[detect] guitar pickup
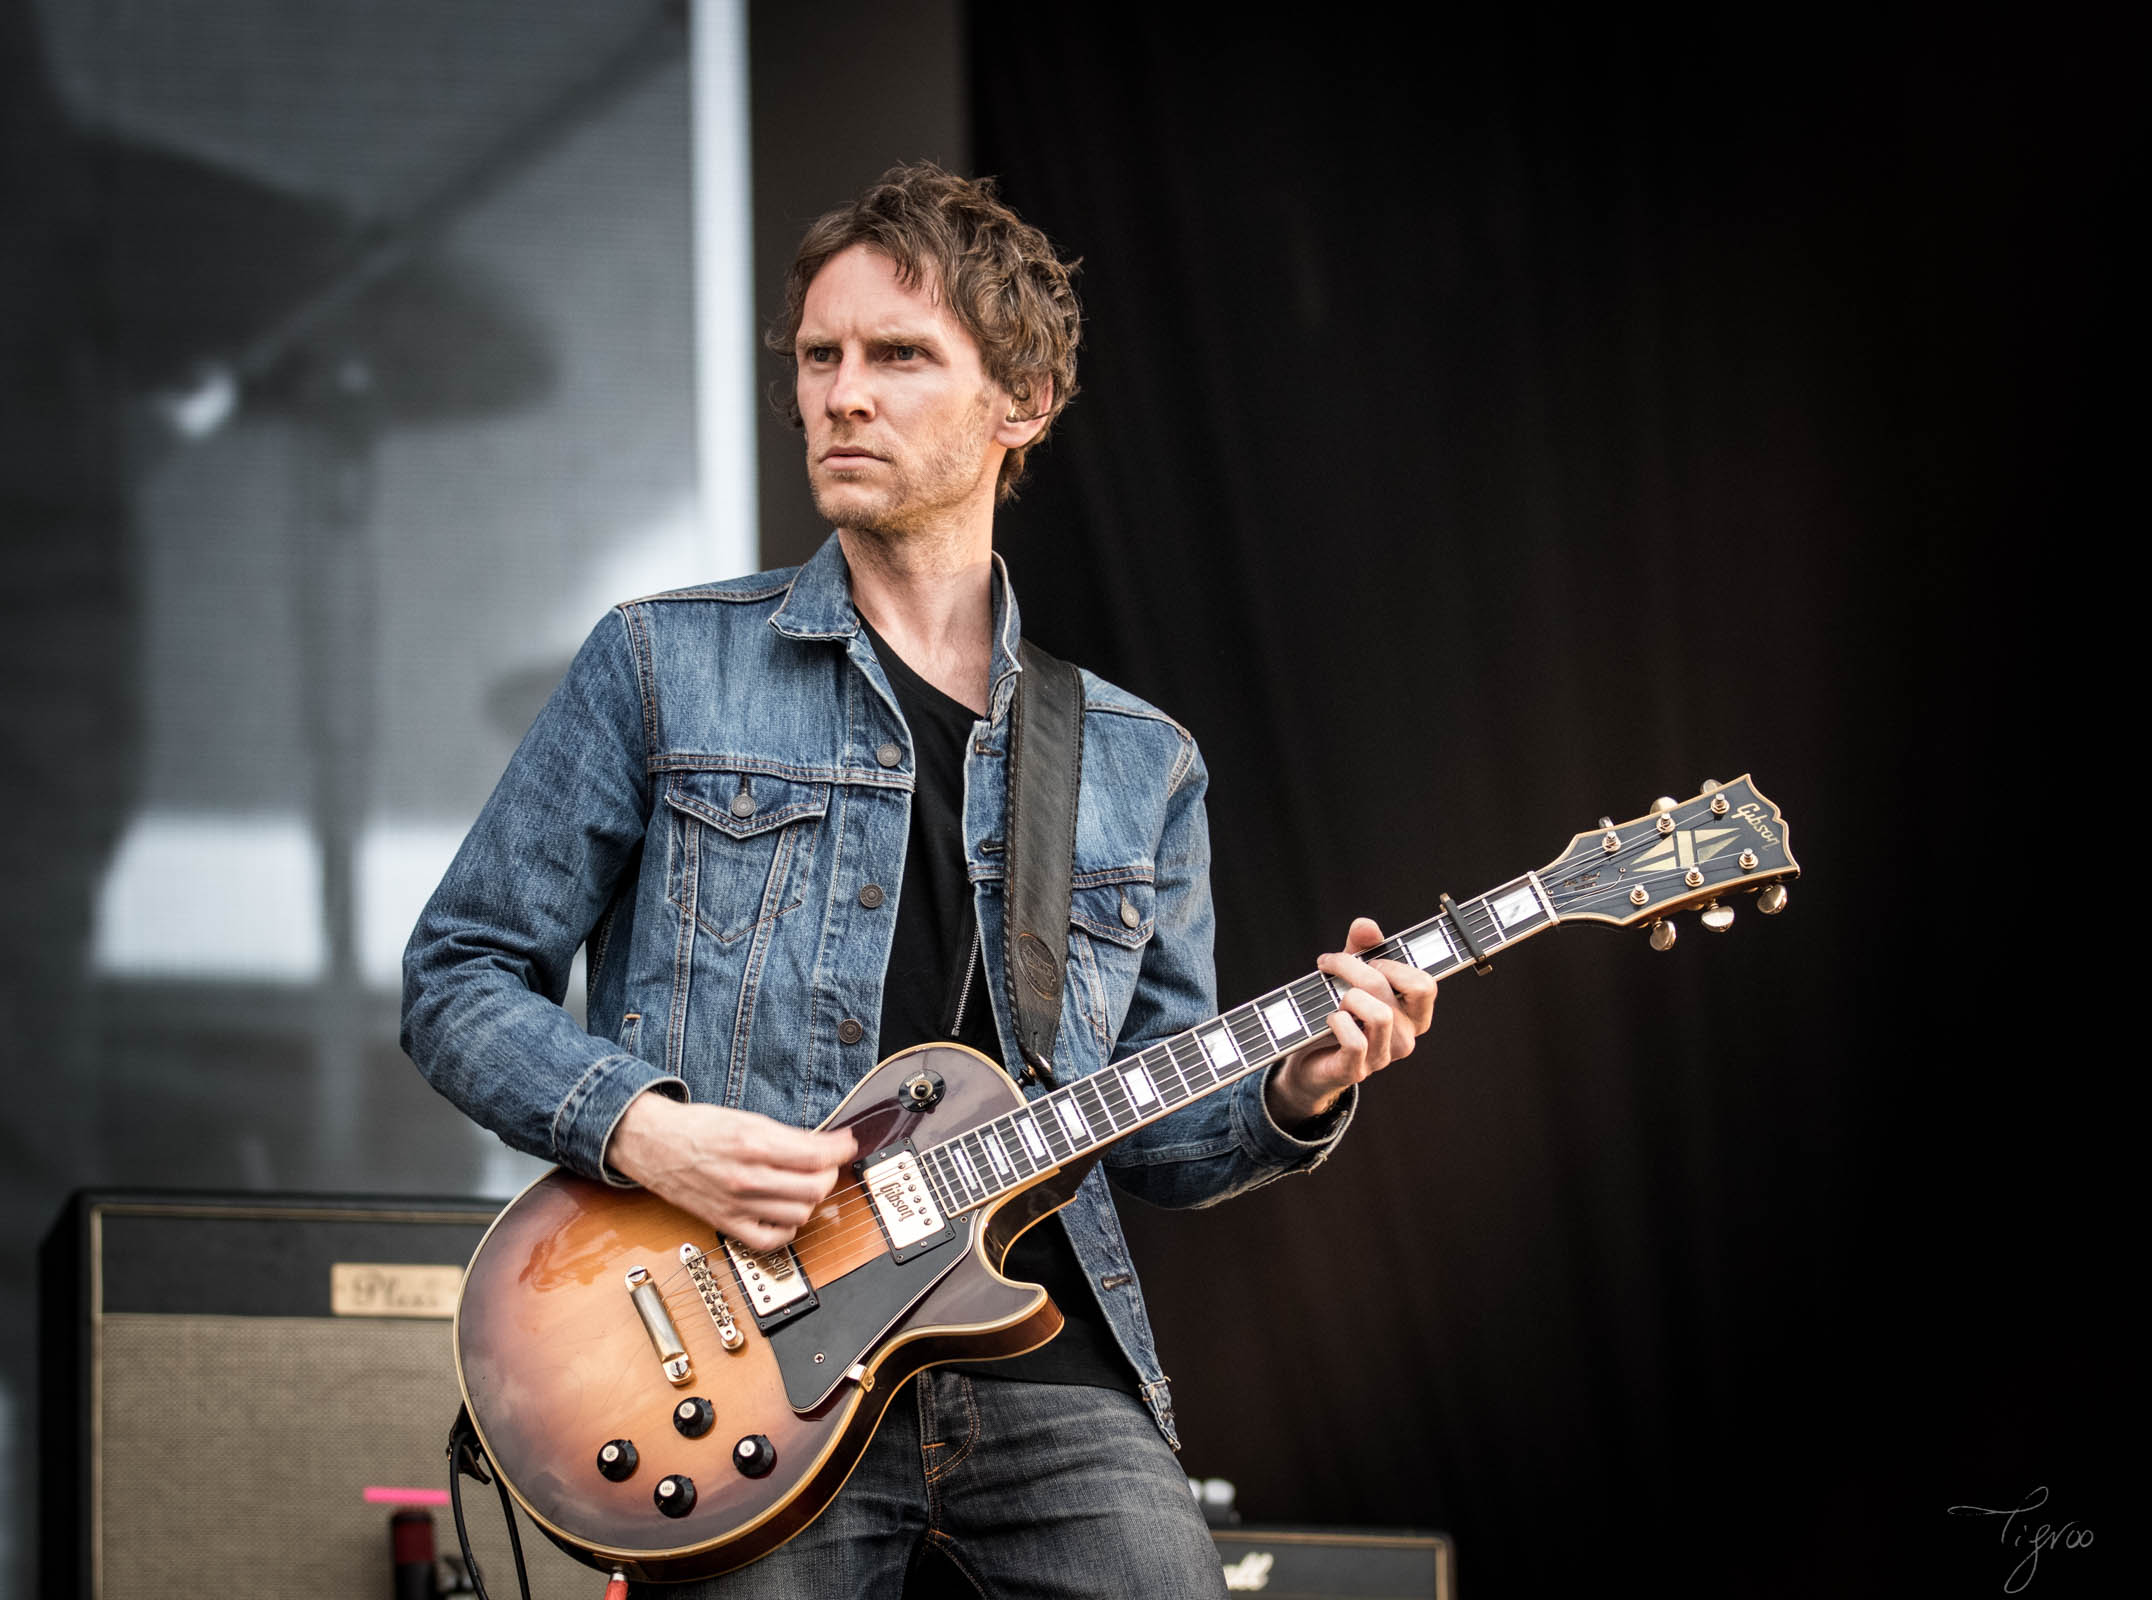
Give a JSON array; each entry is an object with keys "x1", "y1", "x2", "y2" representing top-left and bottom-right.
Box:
[
  {"x1": 721, "y1": 1236, "x2": 818, "y2": 1332},
  {"x1": 857, "y1": 1142, "x2": 954, "y2": 1264}
]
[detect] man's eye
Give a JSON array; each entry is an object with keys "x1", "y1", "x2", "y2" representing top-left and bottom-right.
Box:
[
  {"x1": 886, "y1": 345, "x2": 920, "y2": 361},
  {"x1": 802, "y1": 347, "x2": 836, "y2": 364}
]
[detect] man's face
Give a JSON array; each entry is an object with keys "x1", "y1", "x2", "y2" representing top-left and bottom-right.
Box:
[{"x1": 795, "y1": 245, "x2": 1009, "y2": 541}]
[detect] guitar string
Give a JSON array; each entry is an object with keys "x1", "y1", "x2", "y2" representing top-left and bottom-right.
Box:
[
  {"x1": 630, "y1": 848, "x2": 1755, "y2": 1300},
  {"x1": 642, "y1": 855, "x2": 1732, "y2": 1281},
  {"x1": 664, "y1": 853, "x2": 1724, "y2": 1282}
]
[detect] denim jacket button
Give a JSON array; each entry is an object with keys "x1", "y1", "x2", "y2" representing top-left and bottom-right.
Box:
[
  {"x1": 875, "y1": 741, "x2": 903, "y2": 768},
  {"x1": 837, "y1": 1019, "x2": 865, "y2": 1045},
  {"x1": 1118, "y1": 896, "x2": 1140, "y2": 929},
  {"x1": 728, "y1": 791, "x2": 756, "y2": 819},
  {"x1": 858, "y1": 883, "x2": 885, "y2": 909}
]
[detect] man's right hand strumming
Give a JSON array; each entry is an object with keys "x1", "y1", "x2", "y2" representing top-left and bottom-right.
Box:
[{"x1": 607, "y1": 1094, "x2": 858, "y2": 1253}]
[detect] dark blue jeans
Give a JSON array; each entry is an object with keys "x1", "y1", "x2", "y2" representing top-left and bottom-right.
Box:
[{"x1": 644, "y1": 1372, "x2": 1227, "y2": 1598}]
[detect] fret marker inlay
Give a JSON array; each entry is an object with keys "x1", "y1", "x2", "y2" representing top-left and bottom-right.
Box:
[
  {"x1": 1261, "y1": 997, "x2": 1302, "y2": 1039},
  {"x1": 1201, "y1": 1028, "x2": 1239, "y2": 1068},
  {"x1": 1122, "y1": 1066, "x2": 1157, "y2": 1107},
  {"x1": 1406, "y1": 926, "x2": 1453, "y2": 968},
  {"x1": 1055, "y1": 1099, "x2": 1089, "y2": 1141},
  {"x1": 1491, "y1": 886, "x2": 1538, "y2": 928}
]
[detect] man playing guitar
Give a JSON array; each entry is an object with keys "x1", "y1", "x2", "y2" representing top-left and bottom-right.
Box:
[{"x1": 404, "y1": 161, "x2": 1435, "y2": 1597}]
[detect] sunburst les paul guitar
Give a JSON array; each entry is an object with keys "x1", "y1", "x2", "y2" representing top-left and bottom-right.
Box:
[{"x1": 453, "y1": 777, "x2": 1798, "y2": 1581}]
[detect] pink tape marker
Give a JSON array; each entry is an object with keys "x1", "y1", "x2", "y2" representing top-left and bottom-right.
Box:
[{"x1": 364, "y1": 1486, "x2": 451, "y2": 1506}]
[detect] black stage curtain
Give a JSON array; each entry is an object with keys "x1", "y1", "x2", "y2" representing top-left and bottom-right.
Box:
[{"x1": 973, "y1": 14, "x2": 2114, "y2": 1595}]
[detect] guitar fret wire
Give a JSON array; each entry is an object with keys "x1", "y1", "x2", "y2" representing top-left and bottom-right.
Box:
[
  {"x1": 1227, "y1": 1007, "x2": 1271, "y2": 1055},
  {"x1": 1150, "y1": 1054, "x2": 1192, "y2": 1106},
  {"x1": 1055, "y1": 1088, "x2": 1095, "y2": 1147},
  {"x1": 1171, "y1": 1050, "x2": 1204, "y2": 1095},
  {"x1": 1098, "y1": 1074, "x2": 1134, "y2": 1131},
  {"x1": 923, "y1": 1159, "x2": 959, "y2": 1218},
  {"x1": 1038, "y1": 1094, "x2": 1074, "y2": 1161},
  {"x1": 962, "y1": 1128, "x2": 995, "y2": 1183},
  {"x1": 993, "y1": 1117, "x2": 1034, "y2": 1179},
  {"x1": 1076, "y1": 1075, "x2": 1114, "y2": 1135},
  {"x1": 1089, "y1": 1067, "x2": 1137, "y2": 1128}
]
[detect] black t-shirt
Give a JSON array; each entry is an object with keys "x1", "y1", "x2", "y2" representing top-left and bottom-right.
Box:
[{"x1": 860, "y1": 617, "x2": 1138, "y2": 1395}]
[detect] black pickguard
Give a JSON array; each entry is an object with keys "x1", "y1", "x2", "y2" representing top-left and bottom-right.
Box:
[{"x1": 765, "y1": 1221, "x2": 971, "y2": 1411}]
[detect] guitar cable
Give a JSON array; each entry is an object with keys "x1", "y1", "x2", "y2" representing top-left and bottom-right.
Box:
[{"x1": 447, "y1": 1405, "x2": 534, "y2": 1600}]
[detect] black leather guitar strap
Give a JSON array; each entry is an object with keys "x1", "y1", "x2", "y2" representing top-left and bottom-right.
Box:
[{"x1": 1002, "y1": 639, "x2": 1083, "y2": 1085}]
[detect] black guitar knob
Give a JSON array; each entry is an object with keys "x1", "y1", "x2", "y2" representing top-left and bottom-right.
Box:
[
  {"x1": 673, "y1": 1396, "x2": 715, "y2": 1438},
  {"x1": 653, "y1": 1474, "x2": 697, "y2": 1518},
  {"x1": 596, "y1": 1439, "x2": 638, "y2": 1481},
  {"x1": 732, "y1": 1434, "x2": 777, "y2": 1478}
]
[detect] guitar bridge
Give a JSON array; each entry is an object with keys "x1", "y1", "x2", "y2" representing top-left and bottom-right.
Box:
[{"x1": 679, "y1": 1243, "x2": 745, "y2": 1350}]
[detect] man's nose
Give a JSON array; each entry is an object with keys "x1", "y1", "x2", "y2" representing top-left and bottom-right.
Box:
[{"x1": 825, "y1": 352, "x2": 874, "y2": 418}]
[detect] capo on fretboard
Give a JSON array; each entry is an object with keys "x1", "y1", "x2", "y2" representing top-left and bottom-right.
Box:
[{"x1": 1438, "y1": 893, "x2": 1494, "y2": 975}]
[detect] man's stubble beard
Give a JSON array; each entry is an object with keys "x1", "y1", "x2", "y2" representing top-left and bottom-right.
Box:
[{"x1": 808, "y1": 393, "x2": 1001, "y2": 546}]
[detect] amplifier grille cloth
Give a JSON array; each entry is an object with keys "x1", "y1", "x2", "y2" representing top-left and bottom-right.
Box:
[{"x1": 96, "y1": 1313, "x2": 592, "y2": 1599}]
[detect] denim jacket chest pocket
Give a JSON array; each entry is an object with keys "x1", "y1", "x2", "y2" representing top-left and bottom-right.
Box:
[
  {"x1": 1063, "y1": 870, "x2": 1156, "y2": 1054},
  {"x1": 664, "y1": 771, "x2": 831, "y2": 943}
]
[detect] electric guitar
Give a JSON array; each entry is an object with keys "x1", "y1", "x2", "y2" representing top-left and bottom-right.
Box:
[{"x1": 452, "y1": 776, "x2": 1798, "y2": 1580}]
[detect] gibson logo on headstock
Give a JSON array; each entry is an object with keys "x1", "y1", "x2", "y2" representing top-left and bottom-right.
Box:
[{"x1": 1735, "y1": 801, "x2": 1779, "y2": 846}]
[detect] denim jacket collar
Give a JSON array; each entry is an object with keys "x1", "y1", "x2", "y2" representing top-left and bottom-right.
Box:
[{"x1": 770, "y1": 532, "x2": 1027, "y2": 722}]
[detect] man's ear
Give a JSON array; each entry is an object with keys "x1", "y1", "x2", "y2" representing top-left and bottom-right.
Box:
[{"x1": 993, "y1": 376, "x2": 1053, "y2": 450}]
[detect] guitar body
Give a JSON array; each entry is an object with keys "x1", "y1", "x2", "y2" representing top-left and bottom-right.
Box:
[{"x1": 454, "y1": 1043, "x2": 1088, "y2": 1582}]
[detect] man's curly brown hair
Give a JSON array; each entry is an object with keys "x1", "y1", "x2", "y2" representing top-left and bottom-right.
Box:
[{"x1": 769, "y1": 162, "x2": 1082, "y2": 504}]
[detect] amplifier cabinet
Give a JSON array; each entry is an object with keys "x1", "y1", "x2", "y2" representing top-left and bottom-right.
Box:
[
  {"x1": 38, "y1": 1190, "x2": 597, "y2": 1599},
  {"x1": 1211, "y1": 1525, "x2": 1456, "y2": 1599}
]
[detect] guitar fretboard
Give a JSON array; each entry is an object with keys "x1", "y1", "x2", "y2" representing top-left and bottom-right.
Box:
[{"x1": 914, "y1": 873, "x2": 1559, "y2": 1218}]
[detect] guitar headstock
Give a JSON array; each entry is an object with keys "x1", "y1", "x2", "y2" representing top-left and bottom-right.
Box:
[{"x1": 1537, "y1": 775, "x2": 1798, "y2": 939}]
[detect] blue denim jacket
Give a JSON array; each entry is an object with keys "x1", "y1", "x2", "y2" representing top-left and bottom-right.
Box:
[{"x1": 402, "y1": 533, "x2": 1352, "y2": 1443}]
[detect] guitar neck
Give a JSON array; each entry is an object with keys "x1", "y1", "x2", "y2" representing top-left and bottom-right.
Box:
[{"x1": 913, "y1": 871, "x2": 1561, "y2": 1218}]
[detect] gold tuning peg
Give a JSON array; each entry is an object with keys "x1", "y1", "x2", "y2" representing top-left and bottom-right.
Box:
[
  {"x1": 1757, "y1": 884, "x2": 1789, "y2": 915},
  {"x1": 1649, "y1": 795, "x2": 1679, "y2": 814},
  {"x1": 1700, "y1": 901, "x2": 1735, "y2": 932},
  {"x1": 1698, "y1": 779, "x2": 1721, "y2": 793},
  {"x1": 1647, "y1": 919, "x2": 1677, "y2": 952}
]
